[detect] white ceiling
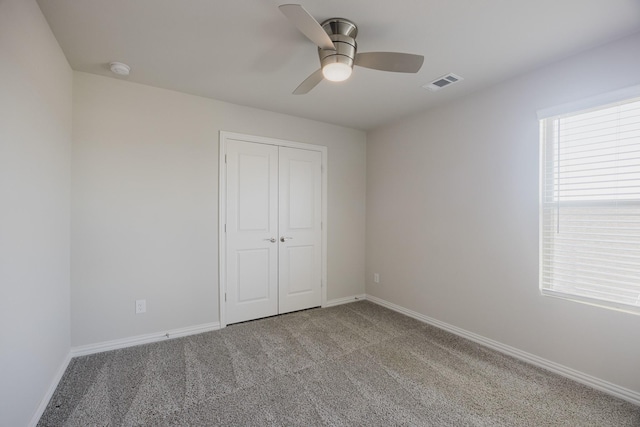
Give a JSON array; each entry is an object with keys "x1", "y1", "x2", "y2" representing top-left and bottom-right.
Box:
[{"x1": 37, "y1": 0, "x2": 640, "y2": 131}]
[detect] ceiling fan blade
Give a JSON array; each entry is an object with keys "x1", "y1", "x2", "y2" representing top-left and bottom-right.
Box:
[
  {"x1": 293, "y1": 69, "x2": 324, "y2": 95},
  {"x1": 355, "y1": 52, "x2": 424, "y2": 73},
  {"x1": 279, "y1": 4, "x2": 335, "y2": 51}
]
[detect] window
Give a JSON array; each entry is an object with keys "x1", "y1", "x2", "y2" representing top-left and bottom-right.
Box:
[{"x1": 539, "y1": 91, "x2": 640, "y2": 314}]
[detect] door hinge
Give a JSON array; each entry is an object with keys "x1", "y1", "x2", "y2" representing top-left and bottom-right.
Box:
[
  {"x1": 225, "y1": 292, "x2": 227, "y2": 302},
  {"x1": 225, "y1": 154, "x2": 227, "y2": 164},
  {"x1": 224, "y1": 224, "x2": 226, "y2": 233}
]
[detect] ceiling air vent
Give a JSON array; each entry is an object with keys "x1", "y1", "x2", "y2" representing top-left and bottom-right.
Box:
[{"x1": 423, "y1": 73, "x2": 464, "y2": 91}]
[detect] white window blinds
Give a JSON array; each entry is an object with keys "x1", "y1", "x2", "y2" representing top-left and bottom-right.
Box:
[{"x1": 540, "y1": 96, "x2": 640, "y2": 314}]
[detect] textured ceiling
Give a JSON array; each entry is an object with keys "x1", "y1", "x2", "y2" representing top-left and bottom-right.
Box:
[{"x1": 37, "y1": 0, "x2": 640, "y2": 130}]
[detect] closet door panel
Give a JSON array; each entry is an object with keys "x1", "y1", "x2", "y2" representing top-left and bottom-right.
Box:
[
  {"x1": 278, "y1": 147, "x2": 322, "y2": 314},
  {"x1": 225, "y1": 140, "x2": 279, "y2": 324}
]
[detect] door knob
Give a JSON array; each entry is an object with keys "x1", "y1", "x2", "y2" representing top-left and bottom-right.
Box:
[
  {"x1": 264, "y1": 238, "x2": 276, "y2": 243},
  {"x1": 280, "y1": 236, "x2": 293, "y2": 242}
]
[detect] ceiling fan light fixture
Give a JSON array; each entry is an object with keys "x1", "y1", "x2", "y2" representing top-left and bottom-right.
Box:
[
  {"x1": 280, "y1": 5, "x2": 423, "y2": 94},
  {"x1": 322, "y1": 62, "x2": 352, "y2": 82}
]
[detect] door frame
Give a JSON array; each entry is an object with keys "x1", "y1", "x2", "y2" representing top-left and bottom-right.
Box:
[{"x1": 218, "y1": 131, "x2": 328, "y2": 328}]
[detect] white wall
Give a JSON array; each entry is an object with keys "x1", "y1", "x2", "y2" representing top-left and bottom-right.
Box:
[
  {"x1": 366, "y1": 32, "x2": 640, "y2": 393},
  {"x1": 0, "y1": 0, "x2": 72, "y2": 425},
  {"x1": 72, "y1": 72, "x2": 366, "y2": 347}
]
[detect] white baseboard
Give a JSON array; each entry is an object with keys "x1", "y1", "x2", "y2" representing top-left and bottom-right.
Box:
[
  {"x1": 29, "y1": 351, "x2": 72, "y2": 427},
  {"x1": 365, "y1": 294, "x2": 640, "y2": 406},
  {"x1": 68, "y1": 297, "x2": 367, "y2": 359},
  {"x1": 71, "y1": 321, "x2": 221, "y2": 357},
  {"x1": 324, "y1": 294, "x2": 367, "y2": 307}
]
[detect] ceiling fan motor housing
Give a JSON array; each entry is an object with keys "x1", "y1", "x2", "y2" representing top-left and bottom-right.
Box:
[{"x1": 319, "y1": 18, "x2": 358, "y2": 70}]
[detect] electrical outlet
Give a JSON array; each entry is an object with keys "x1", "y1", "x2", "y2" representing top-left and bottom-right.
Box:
[
  {"x1": 374, "y1": 273, "x2": 380, "y2": 284},
  {"x1": 135, "y1": 299, "x2": 146, "y2": 314}
]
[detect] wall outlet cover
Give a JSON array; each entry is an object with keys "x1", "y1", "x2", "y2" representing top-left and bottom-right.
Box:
[{"x1": 135, "y1": 299, "x2": 146, "y2": 314}]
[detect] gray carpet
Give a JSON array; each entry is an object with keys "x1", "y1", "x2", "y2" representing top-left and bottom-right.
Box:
[{"x1": 38, "y1": 301, "x2": 640, "y2": 426}]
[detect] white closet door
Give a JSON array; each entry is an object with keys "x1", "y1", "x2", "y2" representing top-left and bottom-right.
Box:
[
  {"x1": 225, "y1": 140, "x2": 279, "y2": 324},
  {"x1": 278, "y1": 147, "x2": 322, "y2": 314}
]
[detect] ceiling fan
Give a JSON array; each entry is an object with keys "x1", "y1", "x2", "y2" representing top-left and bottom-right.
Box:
[{"x1": 279, "y1": 4, "x2": 425, "y2": 94}]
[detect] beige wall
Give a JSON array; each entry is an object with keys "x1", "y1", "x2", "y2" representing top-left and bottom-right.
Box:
[
  {"x1": 71, "y1": 72, "x2": 366, "y2": 346},
  {"x1": 366, "y1": 32, "x2": 640, "y2": 393},
  {"x1": 0, "y1": 0, "x2": 72, "y2": 425}
]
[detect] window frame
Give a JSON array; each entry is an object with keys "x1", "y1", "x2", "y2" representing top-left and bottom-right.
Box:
[{"x1": 538, "y1": 86, "x2": 640, "y2": 315}]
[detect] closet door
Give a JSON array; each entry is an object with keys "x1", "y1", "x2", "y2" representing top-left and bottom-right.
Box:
[
  {"x1": 278, "y1": 147, "x2": 322, "y2": 314},
  {"x1": 225, "y1": 140, "x2": 279, "y2": 324},
  {"x1": 223, "y1": 137, "x2": 323, "y2": 325}
]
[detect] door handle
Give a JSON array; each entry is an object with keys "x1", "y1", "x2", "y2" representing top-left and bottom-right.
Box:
[
  {"x1": 280, "y1": 236, "x2": 293, "y2": 242},
  {"x1": 264, "y1": 238, "x2": 276, "y2": 243}
]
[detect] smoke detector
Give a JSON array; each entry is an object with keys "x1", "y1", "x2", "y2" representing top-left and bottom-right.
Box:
[
  {"x1": 423, "y1": 73, "x2": 463, "y2": 91},
  {"x1": 109, "y1": 62, "x2": 130, "y2": 76}
]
